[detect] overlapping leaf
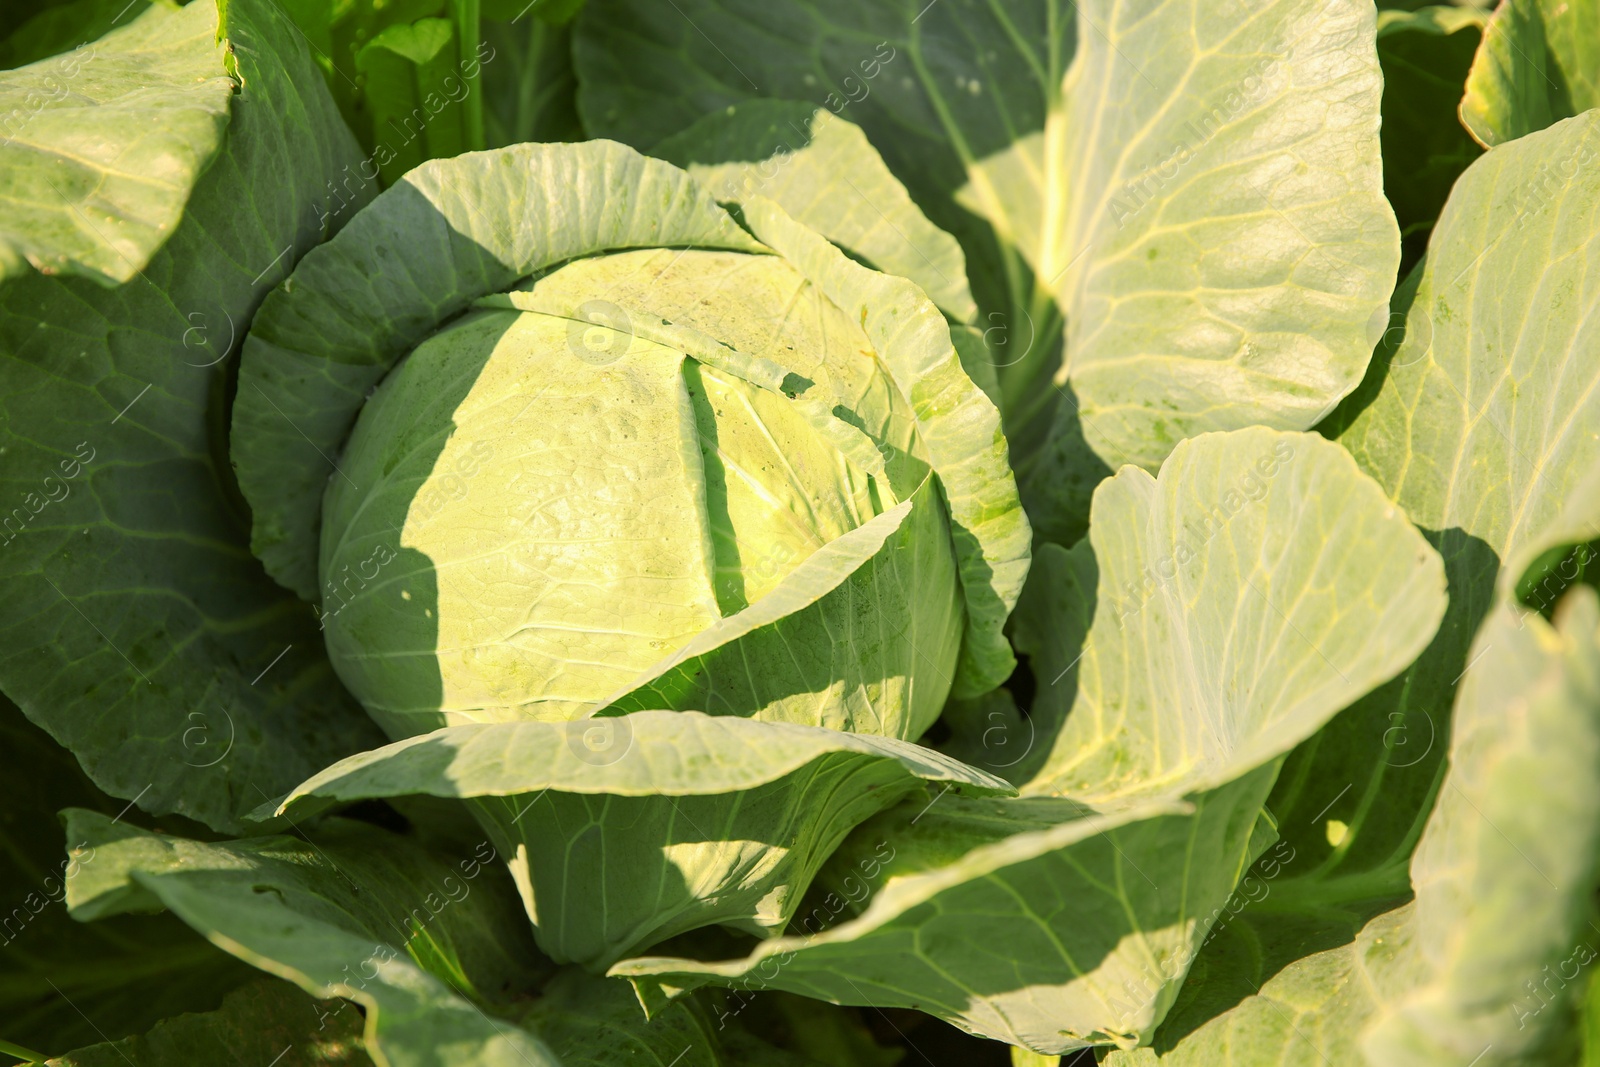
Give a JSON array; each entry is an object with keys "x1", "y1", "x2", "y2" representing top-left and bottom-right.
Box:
[
  {"x1": 573, "y1": 0, "x2": 1069, "y2": 386},
  {"x1": 269, "y1": 712, "x2": 1013, "y2": 812},
  {"x1": 574, "y1": 0, "x2": 1401, "y2": 546},
  {"x1": 1106, "y1": 585, "x2": 1600, "y2": 1066},
  {"x1": 0, "y1": 0, "x2": 383, "y2": 833},
  {"x1": 1460, "y1": 0, "x2": 1600, "y2": 146},
  {"x1": 735, "y1": 196, "x2": 1029, "y2": 695},
  {"x1": 652, "y1": 101, "x2": 977, "y2": 323},
  {"x1": 267, "y1": 710, "x2": 1012, "y2": 968},
  {"x1": 1272, "y1": 102, "x2": 1600, "y2": 913},
  {"x1": 608, "y1": 429, "x2": 1445, "y2": 1054},
  {"x1": 0, "y1": 0, "x2": 232, "y2": 285},
  {"x1": 595, "y1": 493, "x2": 957, "y2": 739},
  {"x1": 1016, "y1": 428, "x2": 1446, "y2": 805},
  {"x1": 619, "y1": 777, "x2": 1270, "y2": 1055},
  {"x1": 63, "y1": 810, "x2": 563, "y2": 1067}
]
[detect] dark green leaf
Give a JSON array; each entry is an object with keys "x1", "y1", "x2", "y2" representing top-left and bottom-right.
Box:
[
  {"x1": 1375, "y1": 7, "x2": 1487, "y2": 269},
  {"x1": 0, "y1": 702, "x2": 256, "y2": 1060},
  {"x1": 45, "y1": 978, "x2": 374, "y2": 1067},
  {"x1": 64, "y1": 811, "x2": 561, "y2": 1067},
  {"x1": 0, "y1": 0, "x2": 384, "y2": 832}
]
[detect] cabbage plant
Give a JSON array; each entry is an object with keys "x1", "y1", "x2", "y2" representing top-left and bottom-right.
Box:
[
  {"x1": 228, "y1": 135, "x2": 1030, "y2": 967},
  {"x1": 2, "y1": 1, "x2": 1600, "y2": 1066}
]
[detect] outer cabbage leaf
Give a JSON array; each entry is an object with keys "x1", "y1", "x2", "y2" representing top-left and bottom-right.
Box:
[
  {"x1": 1363, "y1": 590, "x2": 1600, "y2": 1065},
  {"x1": 268, "y1": 713, "x2": 1013, "y2": 812},
  {"x1": 1019, "y1": 0, "x2": 1400, "y2": 541},
  {"x1": 0, "y1": 0, "x2": 231, "y2": 285},
  {"x1": 266, "y1": 709, "x2": 1013, "y2": 969},
  {"x1": 58, "y1": 808, "x2": 855, "y2": 1067},
  {"x1": 1103, "y1": 901, "x2": 1426, "y2": 1066},
  {"x1": 63, "y1": 810, "x2": 563, "y2": 1067},
  {"x1": 1460, "y1": 0, "x2": 1600, "y2": 147},
  {"x1": 610, "y1": 429, "x2": 1446, "y2": 1054},
  {"x1": 0, "y1": 702, "x2": 257, "y2": 1058},
  {"x1": 1269, "y1": 105, "x2": 1600, "y2": 920},
  {"x1": 1106, "y1": 585, "x2": 1600, "y2": 1067},
  {"x1": 521, "y1": 969, "x2": 837, "y2": 1067},
  {"x1": 573, "y1": 0, "x2": 1400, "y2": 546},
  {"x1": 652, "y1": 101, "x2": 977, "y2": 323},
  {"x1": 0, "y1": 0, "x2": 383, "y2": 833},
  {"x1": 232, "y1": 140, "x2": 764, "y2": 601},
  {"x1": 1017, "y1": 428, "x2": 1446, "y2": 805},
  {"x1": 42, "y1": 977, "x2": 374, "y2": 1067},
  {"x1": 619, "y1": 780, "x2": 1269, "y2": 1055}
]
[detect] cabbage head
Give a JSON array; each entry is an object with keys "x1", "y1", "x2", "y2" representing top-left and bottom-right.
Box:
[
  {"x1": 231, "y1": 139, "x2": 1030, "y2": 965},
  {"x1": 323, "y1": 242, "x2": 952, "y2": 739}
]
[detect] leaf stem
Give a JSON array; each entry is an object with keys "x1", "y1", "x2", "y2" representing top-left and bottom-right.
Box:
[
  {"x1": 455, "y1": 0, "x2": 484, "y2": 150},
  {"x1": 0, "y1": 1037, "x2": 48, "y2": 1064}
]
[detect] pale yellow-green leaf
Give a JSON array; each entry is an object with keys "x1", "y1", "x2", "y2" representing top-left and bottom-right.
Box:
[{"x1": 1018, "y1": 429, "x2": 1447, "y2": 806}]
